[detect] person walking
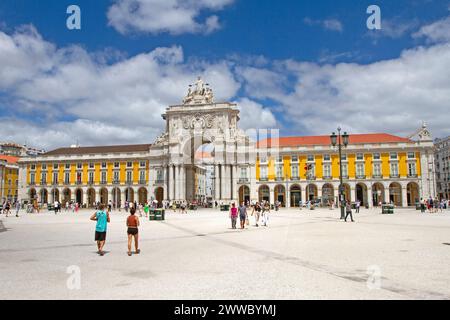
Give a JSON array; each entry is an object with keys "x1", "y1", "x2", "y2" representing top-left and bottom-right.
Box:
[
  {"x1": 252, "y1": 202, "x2": 261, "y2": 227},
  {"x1": 126, "y1": 207, "x2": 140, "y2": 256},
  {"x1": 355, "y1": 200, "x2": 360, "y2": 213},
  {"x1": 420, "y1": 198, "x2": 426, "y2": 213},
  {"x1": 238, "y1": 202, "x2": 247, "y2": 229},
  {"x1": 90, "y1": 204, "x2": 110, "y2": 256},
  {"x1": 15, "y1": 201, "x2": 20, "y2": 217},
  {"x1": 230, "y1": 203, "x2": 238, "y2": 229},
  {"x1": 4, "y1": 201, "x2": 11, "y2": 217},
  {"x1": 345, "y1": 200, "x2": 354, "y2": 222}
]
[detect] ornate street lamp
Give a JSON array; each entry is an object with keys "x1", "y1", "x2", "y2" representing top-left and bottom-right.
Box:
[{"x1": 330, "y1": 127, "x2": 350, "y2": 219}]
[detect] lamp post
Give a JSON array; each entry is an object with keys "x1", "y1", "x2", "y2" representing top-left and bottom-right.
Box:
[{"x1": 330, "y1": 128, "x2": 349, "y2": 219}]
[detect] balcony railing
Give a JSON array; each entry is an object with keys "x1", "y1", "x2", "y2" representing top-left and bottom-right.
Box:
[
  {"x1": 155, "y1": 179, "x2": 164, "y2": 184},
  {"x1": 275, "y1": 177, "x2": 284, "y2": 181},
  {"x1": 407, "y1": 174, "x2": 418, "y2": 178},
  {"x1": 139, "y1": 179, "x2": 146, "y2": 185},
  {"x1": 323, "y1": 176, "x2": 332, "y2": 180},
  {"x1": 76, "y1": 181, "x2": 83, "y2": 185},
  {"x1": 390, "y1": 174, "x2": 400, "y2": 178},
  {"x1": 52, "y1": 181, "x2": 59, "y2": 185},
  {"x1": 30, "y1": 182, "x2": 36, "y2": 186},
  {"x1": 101, "y1": 180, "x2": 107, "y2": 185},
  {"x1": 113, "y1": 179, "x2": 120, "y2": 184},
  {"x1": 356, "y1": 175, "x2": 366, "y2": 179},
  {"x1": 238, "y1": 178, "x2": 249, "y2": 184},
  {"x1": 307, "y1": 175, "x2": 316, "y2": 180},
  {"x1": 40, "y1": 181, "x2": 47, "y2": 186},
  {"x1": 372, "y1": 174, "x2": 382, "y2": 179},
  {"x1": 290, "y1": 176, "x2": 300, "y2": 181},
  {"x1": 259, "y1": 177, "x2": 268, "y2": 182}
]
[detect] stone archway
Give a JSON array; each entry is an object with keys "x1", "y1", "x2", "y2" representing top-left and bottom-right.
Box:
[
  {"x1": 407, "y1": 182, "x2": 420, "y2": 206},
  {"x1": 356, "y1": 183, "x2": 368, "y2": 206},
  {"x1": 290, "y1": 184, "x2": 301, "y2": 207},
  {"x1": 138, "y1": 187, "x2": 148, "y2": 204},
  {"x1": 372, "y1": 182, "x2": 385, "y2": 206},
  {"x1": 87, "y1": 188, "x2": 96, "y2": 207},
  {"x1": 306, "y1": 184, "x2": 317, "y2": 201},
  {"x1": 50, "y1": 188, "x2": 60, "y2": 203},
  {"x1": 274, "y1": 185, "x2": 286, "y2": 206},
  {"x1": 258, "y1": 185, "x2": 270, "y2": 202},
  {"x1": 238, "y1": 185, "x2": 250, "y2": 204},
  {"x1": 100, "y1": 188, "x2": 108, "y2": 205},
  {"x1": 389, "y1": 182, "x2": 402, "y2": 206},
  {"x1": 155, "y1": 187, "x2": 164, "y2": 206},
  {"x1": 40, "y1": 189, "x2": 48, "y2": 204},
  {"x1": 112, "y1": 187, "x2": 121, "y2": 209},
  {"x1": 322, "y1": 183, "x2": 334, "y2": 204},
  {"x1": 125, "y1": 187, "x2": 134, "y2": 203},
  {"x1": 75, "y1": 189, "x2": 83, "y2": 205},
  {"x1": 342, "y1": 183, "x2": 351, "y2": 203},
  {"x1": 62, "y1": 188, "x2": 71, "y2": 206},
  {"x1": 29, "y1": 188, "x2": 37, "y2": 201}
]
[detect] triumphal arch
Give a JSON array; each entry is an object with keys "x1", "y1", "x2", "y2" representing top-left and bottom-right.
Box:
[{"x1": 148, "y1": 77, "x2": 257, "y2": 202}]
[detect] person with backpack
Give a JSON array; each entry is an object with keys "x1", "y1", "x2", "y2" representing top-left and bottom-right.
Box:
[
  {"x1": 90, "y1": 204, "x2": 110, "y2": 256},
  {"x1": 345, "y1": 200, "x2": 354, "y2": 222},
  {"x1": 126, "y1": 207, "x2": 140, "y2": 256}
]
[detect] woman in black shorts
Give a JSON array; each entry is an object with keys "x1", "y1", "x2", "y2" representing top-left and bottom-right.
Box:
[{"x1": 126, "y1": 207, "x2": 140, "y2": 256}]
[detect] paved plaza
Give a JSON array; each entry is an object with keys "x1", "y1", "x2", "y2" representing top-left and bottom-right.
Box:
[{"x1": 0, "y1": 207, "x2": 449, "y2": 300}]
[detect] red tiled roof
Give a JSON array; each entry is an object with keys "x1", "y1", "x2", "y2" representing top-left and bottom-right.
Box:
[
  {"x1": 0, "y1": 155, "x2": 20, "y2": 164},
  {"x1": 257, "y1": 133, "x2": 413, "y2": 148}
]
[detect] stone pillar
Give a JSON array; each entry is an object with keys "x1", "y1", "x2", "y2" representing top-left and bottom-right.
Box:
[
  {"x1": 269, "y1": 187, "x2": 275, "y2": 204},
  {"x1": 352, "y1": 187, "x2": 357, "y2": 203},
  {"x1": 367, "y1": 187, "x2": 373, "y2": 208},
  {"x1": 169, "y1": 165, "x2": 174, "y2": 201},
  {"x1": 401, "y1": 185, "x2": 408, "y2": 207},
  {"x1": 301, "y1": 187, "x2": 306, "y2": 203},
  {"x1": 121, "y1": 189, "x2": 126, "y2": 208},
  {"x1": 214, "y1": 164, "x2": 220, "y2": 201},
  {"x1": 180, "y1": 165, "x2": 185, "y2": 200},
  {"x1": 220, "y1": 164, "x2": 224, "y2": 201},
  {"x1": 286, "y1": 185, "x2": 290, "y2": 208},
  {"x1": 83, "y1": 189, "x2": 88, "y2": 207},
  {"x1": 383, "y1": 186, "x2": 389, "y2": 204},
  {"x1": 163, "y1": 166, "x2": 168, "y2": 200},
  {"x1": 174, "y1": 165, "x2": 179, "y2": 200},
  {"x1": 95, "y1": 188, "x2": 100, "y2": 203}
]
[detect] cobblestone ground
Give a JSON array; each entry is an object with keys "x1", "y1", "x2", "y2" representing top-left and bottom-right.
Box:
[{"x1": 0, "y1": 206, "x2": 449, "y2": 300}]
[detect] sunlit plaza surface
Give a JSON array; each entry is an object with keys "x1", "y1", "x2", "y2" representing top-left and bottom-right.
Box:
[{"x1": 1, "y1": 207, "x2": 449, "y2": 300}]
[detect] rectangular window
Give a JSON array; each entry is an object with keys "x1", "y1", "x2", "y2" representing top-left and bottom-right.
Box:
[
  {"x1": 114, "y1": 171, "x2": 119, "y2": 182},
  {"x1": 31, "y1": 164, "x2": 36, "y2": 170},
  {"x1": 65, "y1": 172, "x2": 70, "y2": 184},
  {"x1": 356, "y1": 163, "x2": 365, "y2": 176},
  {"x1": 127, "y1": 162, "x2": 133, "y2": 168},
  {"x1": 77, "y1": 163, "x2": 82, "y2": 169},
  {"x1": 291, "y1": 165, "x2": 298, "y2": 178},
  {"x1": 101, "y1": 171, "x2": 107, "y2": 183},
  {"x1": 390, "y1": 163, "x2": 399, "y2": 176},
  {"x1": 140, "y1": 161, "x2": 146, "y2": 168},
  {"x1": 307, "y1": 155, "x2": 314, "y2": 162},
  {"x1": 41, "y1": 172, "x2": 47, "y2": 183},
  {"x1": 139, "y1": 170, "x2": 145, "y2": 182},
  {"x1": 102, "y1": 162, "x2": 107, "y2": 169},
  {"x1": 373, "y1": 153, "x2": 381, "y2": 160},
  {"x1": 126, "y1": 171, "x2": 133, "y2": 182},
  {"x1": 76, "y1": 172, "x2": 82, "y2": 183},
  {"x1": 323, "y1": 164, "x2": 331, "y2": 177},
  {"x1": 390, "y1": 152, "x2": 398, "y2": 160},
  {"x1": 114, "y1": 162, "x2": 120, "y2": 168},
  {"x1": 373, "y1": 163, "x2": 381, "y2": 176},
  {"x1": 53, "y1": 164, "x2": 58, "y2": 170},
  {"x1": 41, "y1": 164, "x2": 47, "y2": 170},
  {"x1": 407, "y1": 152, "x2": 415, "y2": 159},
  {"x1": 307, "y1": 164, "x2": 316, "y2": 178},
  {"x1": 342, "y1": 164, "x2": 348, "y2": 177},
  {"x1": 260, "y1": 166, "x2": 268, "y2": 179},
  {"x1": 356, "y1": 153, "x2": 364, "y2": 160},
  {"x1": 276, "y1": 156, "x2": 283, "y2": 163},
  {"x1": 156, "y1": 169, "x2": 163, "y2": 182},
  {"x1": 323, "y1": 154, "x2": 331, "y2": 161},
  {"x1": 341, "y1": 154, "x2": 347, "y2": 161},
  {"x1": 65, "y1": 164, "x2": 70, "y2": 169},
  {"x1": 276, "y1": 165, "x2": 283, "y2": 178},
  {"x1": 89, "y1": 162, "x2": 94, "y2": 169},
  {"x1": 89, "y1": 172, "x2": 94, "y2": 183},
  {"x1": 408, "y1": 162, "x2": 417, "y2": 176},
  {"x1": 53, "y1": 172, "x2": 58, "y2": 184},
  {"x1": 291, "y1": 155, "x2": 298, "y2": 162}
]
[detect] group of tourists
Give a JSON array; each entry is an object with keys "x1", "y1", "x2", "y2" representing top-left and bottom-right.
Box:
[
  {"x1": 229, "y1": 200, "x2": 271, "y2": 229},
  {"x1": 0, "y1": 200, "x2": 20, "y2": 217},
  {"x1": 420, "y1": 197, "x2": 448, "y2": 213}
]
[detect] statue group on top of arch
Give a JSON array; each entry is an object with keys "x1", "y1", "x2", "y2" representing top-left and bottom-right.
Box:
[{"x1": 182, "y1": 76, "x2": 214, "y2": 105}]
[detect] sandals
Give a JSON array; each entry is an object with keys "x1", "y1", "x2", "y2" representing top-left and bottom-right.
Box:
[
  {"x1": 127, "y1": 252, "x2": 132, "y2": 256},
  {"x1": 136, "y1": 249, "x2": 140, "y2": 254}
]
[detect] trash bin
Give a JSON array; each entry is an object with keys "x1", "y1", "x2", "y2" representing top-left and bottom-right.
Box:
[
  {"x1": 415, "y1": 202, "x2": 421, "y2": 210},
  {"x1": 382, "y1": 204, "x2": 394, "y2": 214},
  {"x1": 189, "y1": 204, "x2": 197, "y2": 210},
  {"x1": 155, "y1": 209, "x2": 165, "y2": 220},
  {"x1": 220, "y1": 204, "x2": 230, "y2": 211}
]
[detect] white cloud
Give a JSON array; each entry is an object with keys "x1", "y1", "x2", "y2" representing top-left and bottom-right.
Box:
[
  {"x1": 413, "y1": 16, "x2": 450, "y2": 43},
  {"x1": 239, "y1": 43, "x2": 450, "y2": 139},
  {"x1": 0, "y1": 25, "x2": 242, "y2": 149},
  {"x1": 367, "y1": 18, "x2": 419, "y2": 39},
  {"x1": 304, "y1": 17, "x2": 343, "y2": 32},
  {"x1": 235, "y1": 98, "x2": 277, "y2": 130},
  {"x1": 107, "y1": 0, "x2": 234, "y2": 35}
]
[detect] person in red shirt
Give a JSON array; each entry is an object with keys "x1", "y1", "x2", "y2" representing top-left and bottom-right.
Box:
[{"x1": 230, "y1": 203, "x2": 238, "y2": 229}]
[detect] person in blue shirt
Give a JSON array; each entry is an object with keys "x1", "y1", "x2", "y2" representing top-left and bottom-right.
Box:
[{"x1": 90, "y1": 204, "x2": 110, "y2": 256}]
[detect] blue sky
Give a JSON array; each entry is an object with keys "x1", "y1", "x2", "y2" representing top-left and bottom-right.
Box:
[{"x1": 0, "y1": 0, "x2": 449, "y2": 149}]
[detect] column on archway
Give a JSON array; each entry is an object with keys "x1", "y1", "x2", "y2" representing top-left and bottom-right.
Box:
[
  {"x1": 317, "y1": 186, "x2": 322, "y2": 199},
  {"x1": 231, "y1": 164, "x2": 237, "y2": 200},
  {"x1": 95, "y1": 188, "x2": 100, "y2": 203},
  {"x1": 352, "y1": 187, "x2": 357, "y2": 203},
  {"x1": 180, "y1": 165, "x2": 185, "y2": 200},
  {"x1": 163, "y1": 165, "x2": 168, "y2": 200},
  {"x1": 71, "y1": 188, "x2": 76, "y2": 202},
  {"x1": 214, "y1": 164, "x2": 220, "y2": 200},
  {"x1": 286, "y1": 185, "x2": 291, "y2": 208},
  {"x1": 402, "y1": 185, "x2": 408, "y2": 207},
  {"x1": 383, "y1": 185, "x2": 389, "y2": 205},
  {"x1": 83, "y1": 189, "x2": 88, "y2": 207},
  {"x1": 220, "y1": 164, "x2": 226, "y2": 200},
  {"x1": 169, "y1": 165, "x2": 175, "y2": 201},
  {"x1": 269, "y1": 187, "x2": 274, "y2": 204},
  {"x1": 367, "y1": 186, "x2": 372, "y2": 208},
  {"x1": 175, "y1": 165, "x2": 180, "y2": 200},
  {"x1": 121, "y1": 189, "x2": 126, "y2": 208},
  {"x1": 301, "y1": 186, "x2": 306, "y2": 204}
]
